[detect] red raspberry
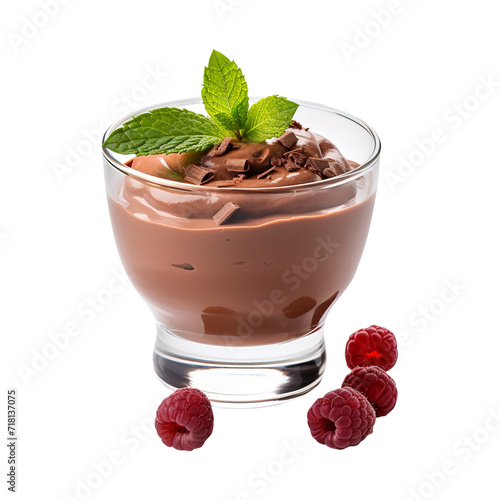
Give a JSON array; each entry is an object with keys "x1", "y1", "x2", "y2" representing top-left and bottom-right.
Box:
[
  {"x1": 155, "y1": 388, "x2": 214, "y2": 451},
  {"x1": 345, "y1": 325, "x2": 398, "y2": 371},
  {"x1": 307, "y1": 387, "x2": 376, "y2": 449},
  {"x1": 342, "y1": 366, "x2": 397, "y2": 417}
]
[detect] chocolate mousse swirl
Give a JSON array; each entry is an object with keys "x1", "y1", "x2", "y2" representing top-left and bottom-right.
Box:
[
  {"x1": 198, "y1": 126, "x2": 354, "y2": 188},
  {"x1": 129, "y1": 125, "x2": 355, "y2": 188}
]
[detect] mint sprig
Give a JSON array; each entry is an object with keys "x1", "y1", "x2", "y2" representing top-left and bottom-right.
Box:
[
  {"x1": 103, "y1": 50, "x2": 298, "y2": 156},
  {"x1": 202, "y1": 50, "x2": 248, "y2": 139}
]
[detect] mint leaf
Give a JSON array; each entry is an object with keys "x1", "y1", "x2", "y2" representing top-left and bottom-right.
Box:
[
  {"x1": 202, "y1": 50, "x2": 249, "y2": 135},
  {"x1": 213, "y1": 112, "x2": 245, "y2": 136},
  {"x1": 243, "y1": 96, "x2": 299, "y2": 142},
  {"x1": 103, "y1": 107, "x2": 226, "y2": 155}
]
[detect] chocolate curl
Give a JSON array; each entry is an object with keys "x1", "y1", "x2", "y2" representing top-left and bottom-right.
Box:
[
  {"x1": 213, "y1": 202, "x2": 241, "y2": 225},
  {"x1": 226, "y1": 158, "x2": 249, "y2": 172},
  {"x1": 213, "y1": 137, "x2": 234, "y2": 156},
  {"x1": 257, "y1": 165, "x2": 276, "y2": 179},
  {"x1": 184, "y1": 164, "x2": 215, "y2": 185}
]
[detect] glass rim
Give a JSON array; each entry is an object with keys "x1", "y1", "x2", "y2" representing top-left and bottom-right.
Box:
[{"x1": 102, "y1": 97, "x2": 381, "y2": 193}]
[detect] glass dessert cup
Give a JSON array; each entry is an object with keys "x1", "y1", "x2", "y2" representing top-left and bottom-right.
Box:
[{"x1": 103, "y1": 99, "x2": 380, "y2": 406}]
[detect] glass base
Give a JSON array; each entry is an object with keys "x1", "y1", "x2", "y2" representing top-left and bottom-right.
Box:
[{"x1": 153, "y1": 325, "x2": 326, "y2": 407}]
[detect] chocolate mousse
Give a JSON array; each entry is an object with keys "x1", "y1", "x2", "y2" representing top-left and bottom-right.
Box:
[
  {"x1": 127, "y1": 122, "x2": 356, "y2": 198},
  {"x1": 107, "y1": 121, "x2": 375, "y2": 346}
]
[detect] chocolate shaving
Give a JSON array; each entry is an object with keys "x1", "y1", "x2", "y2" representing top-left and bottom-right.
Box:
[
  {"x1": 305, "y1": 157, "x2": 346, "y2": 178},
  {"x1": 226, "y1": 158, "x2": 249, "y2": 172},
  {"x1": 305, "y1": 158, "x2": 331, "y2": 174},
  {"x1": 282, "y1": 150, "x2": 307, "y2": 171},
  {"x1": 213, "y1": 137, "x2": 234, "y2": 156},
  {"x1": 216, "y1": 180, "x2": 239, "y2": 187},
  {"x1": 213, "y1": 202, "x2": 240, "y2": 225},
  {"x1": 278, "y1": 130, "x2": 298, "y2": 149},
  {"x1": 289, "y1": 120, "x2": 309, "y2": 131},
  {"x1": 172, "y1": 263, "x2": 195, "y2": 271},
  {"x1": 323, "y1": 167, "x2": 340, "y2": 178},
  {"x1": 184, "y1": 164, "x2": 215, "y2": 185},
  {"x1": 216, "y1": 175, "x2": 246, "y2": 187},
  {"x1": 257, "y1": 165, "x2": 276, "y2": 179},
  {"x1": 323, "y1": 162, "x2": 348, "y2": 177}
]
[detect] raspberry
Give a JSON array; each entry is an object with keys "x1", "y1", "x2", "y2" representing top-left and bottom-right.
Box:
[
  {"x1": 342, "y1": 366, "x2": 397, "y2": 417},
  {"x1": 307, "y1": 387, "x2": 376, "y2": 449},
  {"x1": 345, "y1": 325, "x2": 398, "y2": 371},
  {"x1": 155, "y1": 388, "x2": 214, "y2": 451}
]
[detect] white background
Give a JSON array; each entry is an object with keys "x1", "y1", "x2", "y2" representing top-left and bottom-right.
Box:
[{"x1": 2, "y1": 0, "x2": 500, "y2": 499}]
